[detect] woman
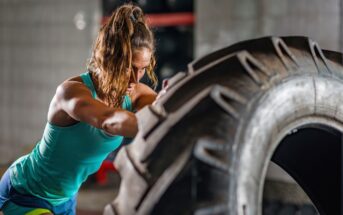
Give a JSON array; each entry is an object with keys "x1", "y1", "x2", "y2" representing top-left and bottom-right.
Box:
[{"x1": 0, "y1": 4, "x2": 157, "y2": 215}]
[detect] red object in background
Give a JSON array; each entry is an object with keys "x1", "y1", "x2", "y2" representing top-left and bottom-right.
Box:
[
  {"x1": 146, "y1": 12, "x2": 194, "y2": 27},
  {"x1": 101, "y1": 12, "x2": 195, "y2": 27},
  {"x1": 95, "y1": 160, "x2": 117, "y2": 185}
]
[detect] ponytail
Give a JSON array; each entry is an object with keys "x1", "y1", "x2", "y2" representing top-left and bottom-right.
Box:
[{"x1": 88, "y1": 4, "x2": 157, "y2": 108}]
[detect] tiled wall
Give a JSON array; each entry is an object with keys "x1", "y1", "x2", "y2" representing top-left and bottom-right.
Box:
[
  {"x1": 196, "y1": 0, "x2": 340, "y2": 57},
  {"x1": 0, "y1": 0, "x2": 100, "y2": 164}
]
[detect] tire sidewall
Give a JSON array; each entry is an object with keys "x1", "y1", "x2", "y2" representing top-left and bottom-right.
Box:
[{"x1": 231, "y1": 73, "x2": 343, "y2": 215}]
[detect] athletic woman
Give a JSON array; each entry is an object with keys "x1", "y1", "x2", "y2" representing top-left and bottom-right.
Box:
[{"x1": 0, "y1": 4, "x2": 157, "y2": 215}]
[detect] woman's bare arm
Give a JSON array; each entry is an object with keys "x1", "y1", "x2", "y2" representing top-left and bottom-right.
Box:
[
  {"x1": 54, "y1": 81, "x2": 138, "y2": 137},
  {"x1": 128, "y1": 83, "x2": 157, "y2": 111}
]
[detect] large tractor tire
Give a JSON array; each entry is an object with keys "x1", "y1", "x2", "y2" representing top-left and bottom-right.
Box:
[{"x1": 104, "y1": 36, "x2": 343, "y2": 215}]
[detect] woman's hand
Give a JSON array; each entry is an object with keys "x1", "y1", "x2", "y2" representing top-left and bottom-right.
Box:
[{"x1": 153, "y1": 79, "x2": 169, "y2": 105}]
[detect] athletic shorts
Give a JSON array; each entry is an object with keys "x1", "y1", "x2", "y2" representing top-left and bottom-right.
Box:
[{"x1": 0, "y1": 169, "x2": 77, "y2": 215}]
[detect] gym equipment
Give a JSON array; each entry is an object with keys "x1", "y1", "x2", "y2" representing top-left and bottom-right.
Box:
[
  {"x1": 155, "y1": 27, "x2": 193, "y2": 61},
  {"x1": 158, "y1": 58, "x2": 189, "y2": 78},
  {"x1": 166, "y1": 0, "x2": 193, "y2": 12},
  {"x1": 135, "y1": 0, "x2": 169, "y2": 14},
  {"x1": 104, "y1": 36, "x2": 343, "y2": 214}
]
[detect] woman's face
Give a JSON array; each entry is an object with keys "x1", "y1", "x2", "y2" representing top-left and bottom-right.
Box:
[{"x1": 129, "y1": 47, "x2": 152, "y2": 83}]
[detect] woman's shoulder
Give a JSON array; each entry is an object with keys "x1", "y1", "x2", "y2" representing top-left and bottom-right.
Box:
[
  {"x1": 55, "y1": 76, "x2": 90, "y2": 99},
  {"x1": 128, "y1": 83, "x2": 157, "y2": 111},
  {"x1": 135, "y1": 83, "x2": 157, "y2": 95},
  {"x1": 66, "y1": 75, "x2": 83, "y2": 83},
  {"x1": 128, "y1": 83, "x2": 156, "y2": 101},
  {"x1": 59, "y1": 74, "x2": 87, "y2": 89}
]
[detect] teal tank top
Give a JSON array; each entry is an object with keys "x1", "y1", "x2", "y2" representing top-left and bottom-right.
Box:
[{"x1": 9, "y1": 72, "x2": 132, "y2": 206}]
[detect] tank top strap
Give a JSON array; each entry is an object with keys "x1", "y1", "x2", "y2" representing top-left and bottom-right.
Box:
[
  {"x1": 80, "y1": 72, "x2": 133, "y2": 111},
  {"x1": 80, "y1": 72, "x2": 97, "y2": 98},
  {"x1": 122, "y1": 95, "x2": 133, "y2": 112}
]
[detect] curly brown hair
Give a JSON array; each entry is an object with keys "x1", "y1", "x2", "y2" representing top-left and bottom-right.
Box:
[{"x1": 88, "y1": 4, "x2": 158, "y2": 108}]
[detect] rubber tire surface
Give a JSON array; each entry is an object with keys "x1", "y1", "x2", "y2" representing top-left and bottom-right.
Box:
[{"x1": 109, "y1": 36, "x2": 343, "y2": 215}]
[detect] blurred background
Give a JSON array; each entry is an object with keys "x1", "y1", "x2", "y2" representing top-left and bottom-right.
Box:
[{"x1": 0, "y1": 0, "x2": 341, "y2": 214}]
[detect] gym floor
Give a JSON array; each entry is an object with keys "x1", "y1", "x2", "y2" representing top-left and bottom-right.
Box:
[
  {"x1": 76, "y1": 187, "x2": 116, "y2": 215},
  {"x1": 76, "y1": 173, "x2": 120, "y2": 215}
]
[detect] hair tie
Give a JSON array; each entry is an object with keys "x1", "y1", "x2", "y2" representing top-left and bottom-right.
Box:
[{"x1": 130, "y1": 13, "x2": 137, "y2": 23}]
